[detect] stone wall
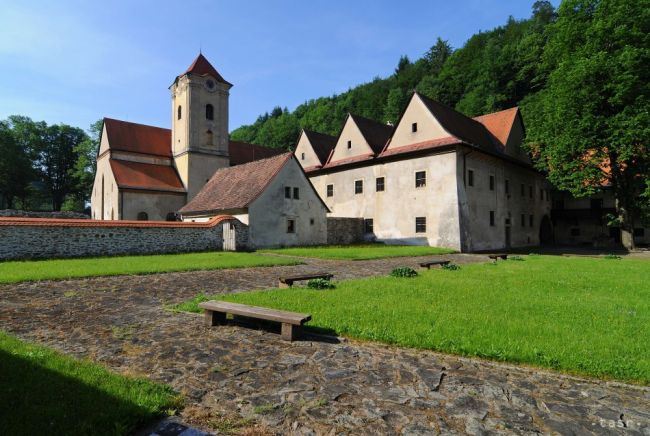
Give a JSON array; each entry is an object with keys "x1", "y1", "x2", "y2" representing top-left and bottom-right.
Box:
[
  {"x1": 327, "y1": 217, "x2": 364, "y2": 245},
  {"x1": 0, "y1": 216, "x2": 248, "y2": 261},
  {"x1": 0, "y1": 210, "x2": 89, "y2": 219}
]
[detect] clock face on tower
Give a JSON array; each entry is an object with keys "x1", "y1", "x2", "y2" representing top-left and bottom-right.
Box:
[{"x1": 206, "y1": 79, "x2": 215, "y2": 90}]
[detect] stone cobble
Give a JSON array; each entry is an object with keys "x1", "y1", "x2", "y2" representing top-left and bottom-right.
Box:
[{"x1": 1, "y1": 253, "x2": 649, "y2": 435}]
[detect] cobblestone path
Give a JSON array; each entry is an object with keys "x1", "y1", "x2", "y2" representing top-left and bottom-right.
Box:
[{"x1": 1, "y1": 253, "x2": 648, "y2": 435}]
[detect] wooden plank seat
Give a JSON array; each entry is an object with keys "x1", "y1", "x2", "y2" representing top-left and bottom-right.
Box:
[
  {"x1": 199, "y1": 300, "x2": 312, "y2": 341},
  {"x1": 419, "y1": 259, "x2": 451, "y2": 269},
  {"x1": 278, "y1": 272, "x2": 333, "y2": 288},
  {"x1": 488, "y1": 254, "x2": 509, "y2": 260}
]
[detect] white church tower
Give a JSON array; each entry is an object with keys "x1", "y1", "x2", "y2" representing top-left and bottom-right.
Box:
[{"x1": 170, "y1": 54, "x2": 232, "y2": 200}]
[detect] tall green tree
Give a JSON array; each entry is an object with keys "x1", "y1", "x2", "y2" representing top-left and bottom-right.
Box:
[
  {"x1": 384, "y1": 88, "x2": 407, "y2": 125},
  {"x1": 526, "y1": 0, "x2": 650, "y2": 249},
  {"x1": 0, "y1": 121, "x2": 33, "y2": 208}
]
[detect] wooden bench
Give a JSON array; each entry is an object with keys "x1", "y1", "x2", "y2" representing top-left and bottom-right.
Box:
[
  {"x1": 419, "y1": 259, "x2": 451, "y2": 269},
  {"x1": 278, "y1": 272, "x2": 333, "y2": 288},
  {"x1": 488, "y1": 254, "x2": 509, "y2": 260},
  {"x1": 199, "y1": 300, "x2": 312, "y2": 341}
]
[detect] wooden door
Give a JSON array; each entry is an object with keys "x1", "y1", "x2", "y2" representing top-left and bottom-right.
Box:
[{"x1": 223, "y1": 222, "x2": 236, "y2": 251}]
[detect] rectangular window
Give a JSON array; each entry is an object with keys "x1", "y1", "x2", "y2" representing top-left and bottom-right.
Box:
[
  {"x1": 505, "y1": 179, "x2": 510, "y2": 195},
  {"x1": 301, "y1": 152, "x2": 305, "y2": 160},
  {"x1": 415, "y1": 171, "x2": 426, "y2": 188},
  {"x1": 415, "y1": 217, "x2": 427, "y2": 233},
  {"x1": 284, "y1": 187, "x2": 291, "y2": 198},
  {"x1": 411, "y1": 122, "x2": 418, "y2": 132},
  {"x1": 376, "y1": 177, "x2": 385, "y2": 192},
  {"x1": 364, "y1": 218, "x2": 374, "y2": 234},
  {"x1": 529, "y1": 186, "x2": 533, "y2": 199},
  {"x1": 293, "y1": 187, "x2": 299, "y2": 199},
  {"x1": 570, "y1": 228, "x2": 580, "y2": 236},
  {"x1": 490, "y1": 211, "x2": 495, "y2": 226},
  {"x1": 529, "y1": 214, "x2": 534, "y2": 227},
  {"x1": 540, "y1": 188, "x2": 544, "y2": 200},
  {"x1": 489, "y1": 175, "x2": 495, "y2": 191},
  {"x1": 355, "y1": 180, "x2": 363, "y2": 194},
  {"x1": 521, "y1": 183, "x2": 525, "y2": 196},
  {"x1": 310, "y1": 218, "x2": 314, "y2": 225},
  {"x1": 521, "y1": 214, "x2": 525, "y2": 227},
  {"x1": 287, "y1": 219, "x2": 295, "y2": 233},
  {"x1": 347, "y1": 140, "x2": 352, "y2": 149},
  {"x1": 590, "y1": 198, "x2": 603, "y2": 210},
  {"x1": 326, "y1": 184, "x2": 333, "y2": 197},
  {"x1": 468, "y1": 170, "x2": 474, "y2": 187}
]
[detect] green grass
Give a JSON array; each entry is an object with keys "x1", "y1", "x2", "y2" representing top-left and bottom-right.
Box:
[
  {"x1": 0, "y1": 330, "x2": 182, "y2": 434},
  {"x1": 0, "y1": 251, "x2": 301, "y2": 284},
  {"x1": 177, "y1": 256, "x2": 650, "y2": 384},
  {"x1": 260, "y1": 244, "x2": 455, "y2": 260}
]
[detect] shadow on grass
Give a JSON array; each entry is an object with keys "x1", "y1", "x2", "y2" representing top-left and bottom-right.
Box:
[{"x1": 0, "y1": 349, "x2": 171, "y2": 435}]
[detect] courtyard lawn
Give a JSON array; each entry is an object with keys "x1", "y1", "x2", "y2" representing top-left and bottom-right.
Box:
[
  {"x1": 179, "y1": 256, "x2": 650, "y2": 384},
  {"x1": 260, "y1": 244, "x2": 455, "y2": 260},
  {"x1": 0, "y1": 331, "x2": 182, "y2": 434},
  {"x1": 0, "y1": 252, "x2": 300, "y2": 284}
]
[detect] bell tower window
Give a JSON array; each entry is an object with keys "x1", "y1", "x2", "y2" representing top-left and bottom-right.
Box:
[
  {"x1": 206, "y1": 104, "x2": 214, "y2": 120},
  {"x1": 177, "y1": 105, "x2": 182, "y2": 120}
]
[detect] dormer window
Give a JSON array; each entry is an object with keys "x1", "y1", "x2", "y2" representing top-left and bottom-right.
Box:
[
  {"x1": 177, "y1": 105, "x2": 182, "y2": 120},
  {"x1": 347, "y1": 140, "x2": 352, "y2": 149},
  {"x1": 206, "y1": 104, "x2": 214, "y2": 120},
  {"x1": 411, "y1": 122, "x2": 418, "y2": 133}
]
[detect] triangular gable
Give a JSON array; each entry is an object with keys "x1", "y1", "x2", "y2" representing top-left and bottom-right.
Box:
[
  {"x1": 473, "y1": 107, "x2": 520, "y2": 148},
  {"x1": 295, "y1": 130, "x2": 323, "y2": 170},
  {"x1": 328, "y1": 114, "x2": 389, "y2": 164}
]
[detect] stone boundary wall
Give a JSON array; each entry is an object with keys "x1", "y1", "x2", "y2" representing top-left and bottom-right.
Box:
[
  {"x1": 0, "y1": 209, "x2": 90, "y2": 219},
  {"x1": 327, "y1": 217, "x2": 364, "y2": 245},
  {"x1": 0, "y1": 216, "x2": 249, "y2": 261}
]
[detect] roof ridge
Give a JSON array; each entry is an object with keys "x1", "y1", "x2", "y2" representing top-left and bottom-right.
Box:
[{"x1": 104, "y1": 117, "x2": 171, "y2": 133}]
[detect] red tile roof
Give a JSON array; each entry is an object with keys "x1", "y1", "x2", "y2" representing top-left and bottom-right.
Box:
[
  {"x1": 180, "y1": 152, "x2": 293, "y2": 214},
  {"x1": 110, "y1": 159, "x2": 186, "y2": 193},
  {"x1": 229, "y1": 140, "x2": 285, "y2": 166},
  {"x1": 380, "y1": 136, "x2": 460, "y2": 158},
  {"x1": 474, "y1": 107, "x2": 519, "y2": 147},
  {"x1": 0, "y1": 215, "x2": 236, "y2": 228},
  {"x1": 183, "y1": 53, "x2": 232, "y2": 86},
  {"x1": 303, "y1": 129, "x2": 337, "y2": 165},
  {"x1": 104, "y1": 118, "x2": 172, "y2": 157}
]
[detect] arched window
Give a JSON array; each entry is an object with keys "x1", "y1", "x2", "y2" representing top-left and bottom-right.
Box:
[
  {"x1": 177, "y1": 105, "x2": 182, "y2": 120},
  {"x1": 137, "y1": 212, "x2": 148, "y2": 221},
  {"x1": 206, "y1": 104, "x2": 214, "y2": 120}
]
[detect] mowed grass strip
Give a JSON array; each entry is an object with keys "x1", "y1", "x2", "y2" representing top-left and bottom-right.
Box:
[
  {"x1": 0, "y1": 331, "x2": 182, "y2": 434},
  {"x1": 180, "y1": 256, "x2": 650, "y2": 384},
  {"x1": 0, "y1": 252, "x2": 301, "y2": 284},
  {"x1": 260, "y1": 244, "x2": 455, "y2": 260}
]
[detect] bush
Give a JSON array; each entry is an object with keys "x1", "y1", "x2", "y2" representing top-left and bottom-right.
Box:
[
  {"x1": 307, "y1": 278, "x2": 335, "y2": 289},
  {"x1": 441, "y1": 263, "x2": 460, "y2": 270},
  {"x1": 509, "y1": 255, "x2": 525, "y2": 261},
  {"x1": 390, "y1": 267, "x2": 418, "y2": 278},
  {"x1": 604, "y1": 254, "x2": 622, "y2": 260}
]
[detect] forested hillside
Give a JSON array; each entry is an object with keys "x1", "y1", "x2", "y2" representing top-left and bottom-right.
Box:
[{"x1": 230, "y1": 1, "x2": 556, "y2": 149}]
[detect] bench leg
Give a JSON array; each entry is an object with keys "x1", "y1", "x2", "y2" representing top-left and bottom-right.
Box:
[
  {"x1": 281, "y1": 323, "x2": 300, "y2": 341},
  {"x1": 204, "y1": 310, "x2": 226, "y2": 327}
]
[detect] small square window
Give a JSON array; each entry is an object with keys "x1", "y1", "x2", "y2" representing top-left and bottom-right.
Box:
[
  {"x1": 415, "y1": 171, "x2": 426, "y2": 188},
  {"x1": 355, "y1": 180, "x2": 363, "y2": 194},
  {"x1": 293, "y1": 187, "x2": 299, "y2": 199},
  {"x1": 287, "y1": 219, "x2": 295, "y2": 233},
  {"x1": 284, "y1": 187, "x2": 291, "y2": 199},
  {"x1": 364, "y1": 218, "x2": 374, "y2": 234},
  {"x1": 490, "y1": 211, "x2": 495, "y2": 226},
  {"x1": 347, "y1": 140, "x2": 352, "y2": 149},
  {"x1": 521, "y1": 214, "x2": 525, "y2": 227},
  {"x1": 489, "y1": 175, "x2": 495, "y2": 191},
  {"x1": 326, "y1": 184, "x2": 333, "y2": 197},
  {"x1": 529, "y1": 214, "x2": 534, "y2": 227},
  {"x1": 570, "y1": 228, "x2": 580, "y2": 236},
  {"x1": 411, "y1": 122, "x2": 418, "y2": 133},
  {"x1": 310, "y1": 218, "x2": 315, "y2": 225},
  {"x1": 301, "y1": 152, "x2": 305, "y2": 160},
  {"x1": 376, "y1": 177, "x2": 385, "y2": 192},
  {"x1": 468, "y1": 170, "x2": 474, "y2": 187},
  {"x1": 505, "y1": 179, "x2": 510, "y2": 195},
  {"x1": 415, "y1": 217, "x2": 426, "y2": 233}
]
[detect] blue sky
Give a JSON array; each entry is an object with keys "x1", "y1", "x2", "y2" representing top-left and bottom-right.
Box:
[{"x1": 0, "y1": 0, "x2": 559, "y2": 133}]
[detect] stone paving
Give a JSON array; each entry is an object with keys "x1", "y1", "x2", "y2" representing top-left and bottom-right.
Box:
[{"x1": 1, "y1": 253, "x2": 649, "y2": 435}]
